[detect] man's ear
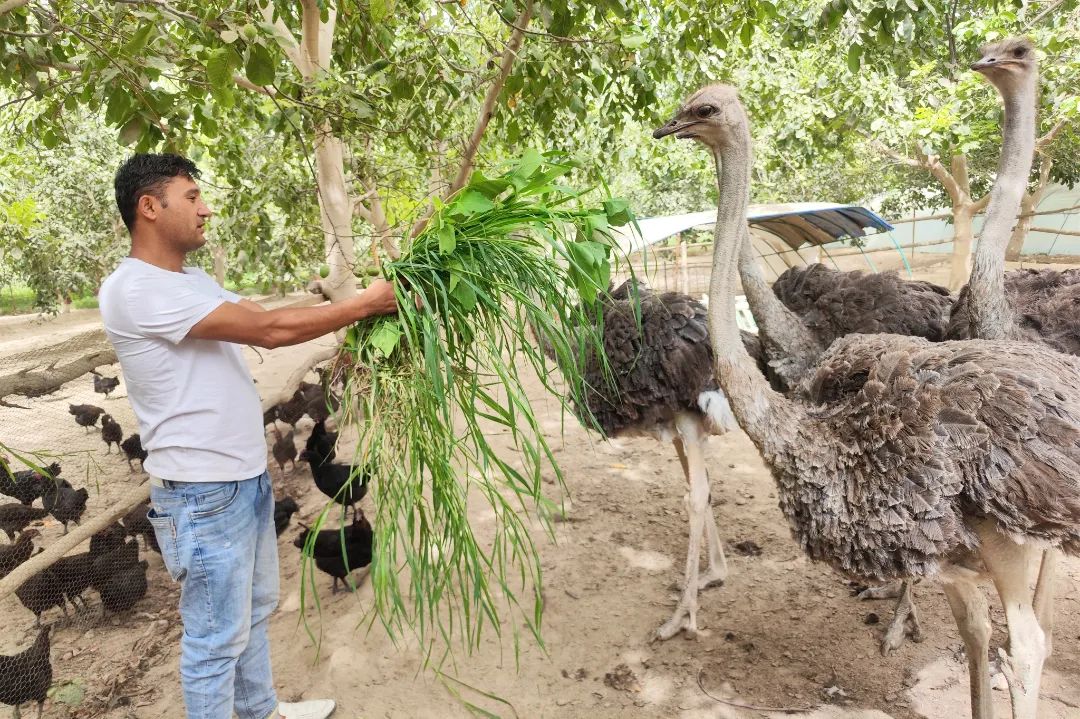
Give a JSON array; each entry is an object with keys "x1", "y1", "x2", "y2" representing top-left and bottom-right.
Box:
[{"x1": 137, "y1": 194, "x2": 159, "y2": 223}]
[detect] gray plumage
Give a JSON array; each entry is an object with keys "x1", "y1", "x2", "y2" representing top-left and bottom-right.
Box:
[
  {"x1": 948, "y1": 267, "x2": 1080, "y2": 353},
  {"x1": 772, "y1": 264, "x2": 954, "y2": 348}
]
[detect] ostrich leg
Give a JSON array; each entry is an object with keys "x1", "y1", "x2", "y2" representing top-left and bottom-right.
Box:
[
  {"x1": 879, "y1": 580, "x2": 923, "y2": 655},
  {"x1": 940, "y1": 571, "x2": 994, "y2": 719},
  {"x1": 656, "y1": 413, "x2": 718, "y2": 640},
  {"x1": 977, "y1": 523, "x2": 1046, "y2": 719},
  {"x1": 673, "y1": 431, "x2": 727, "y2": 590},
  {"x1": 1033, "y1": 548, "x2": 1057, "y2": 657}
]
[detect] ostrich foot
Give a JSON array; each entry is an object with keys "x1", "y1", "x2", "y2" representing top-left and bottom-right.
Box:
[
  {"x1": 857, "y1": 581, "x2": 903, "y2": 601},
  {"x1": 880, "y1": 581, "x2": 923, "y2": 655},
  {"x1": 654, "y1": 601, "x2": 702, "y2": 641}
]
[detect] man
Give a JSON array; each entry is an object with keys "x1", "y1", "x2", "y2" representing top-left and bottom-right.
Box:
[{"x1": 99, "y1": 154, "x2": 397, "y2": 719}]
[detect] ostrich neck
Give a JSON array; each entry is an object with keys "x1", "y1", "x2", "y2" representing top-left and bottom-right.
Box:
[
  {"x1": 708, "y1": 142, "x2": 798, "y2": 446},
  {"x1": 966, "y1": 78, "x2": 1038, "y2": 339},
  {"x1": 737, "y1": 231, "x2": 825, "y2": 382}
]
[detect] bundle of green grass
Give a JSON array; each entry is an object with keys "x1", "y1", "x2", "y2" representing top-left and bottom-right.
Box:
[{"x1": 306, "y1": 151, "x2": 633, "y2": 656}]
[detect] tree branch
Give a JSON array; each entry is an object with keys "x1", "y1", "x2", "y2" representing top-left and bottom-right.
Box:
[
  {"x1": 110, "y1": 0, "x2": 201, "y2": 25},
  {"x1": 0, "y1": 346, "x2": 118, "y2": 401},
  {"x1": 408, "y1": 2, "x2": 533, "y2": 239},
  {"x1": 1036, "y1": 116, "x2": 1070, "y2": 151},
  {"x1": 300, "y1": 0, "x2": 322, "y2": 75},
  {"x1": 0, "y1": 0, "x2": 30, "y2": 16},
  {"x1": 951, "y1": 154, "x2": 971, "y2": 196},
  {"x1": 260, "y1": 3, "x2": 307, "y2": 74},
  {"x1": 971, "y1": 192, "x2": 992, "y2": 214},
  {"x1": 234, "y1": 74, "x2": 276, "y2": 96}
]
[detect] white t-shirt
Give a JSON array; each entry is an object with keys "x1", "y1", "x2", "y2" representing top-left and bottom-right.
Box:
[{"x1": 99, "y1": 257, "x2": 266, "y2": 482}]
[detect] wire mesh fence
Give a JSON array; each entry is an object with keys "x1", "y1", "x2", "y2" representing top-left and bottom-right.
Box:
[{"x1": 0, "y1": 342, "x2": 182, "y2": 719}]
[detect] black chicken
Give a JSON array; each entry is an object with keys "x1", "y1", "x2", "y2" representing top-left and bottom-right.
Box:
[
  {"x1": 0, "y1": 625, "x2": 52, "y2": 719},
  {"x1": 99, "y1": 559, "x2": 148, "y2": 614},
  {"x1": 120, "y1": 502, "x2": 160, "y2": 554},
  {"x1": 275, "y1": 392, "x2": 308, "y2": 427},
  {"x1": 293, "y1": 513, "x2": 374, "y2": 592},
  {"x1": 90, "y1": 538, "x2": 139, "y2": 592},
  {"x1": 298, "y1": 442, "x2": 369, "y2": 519},
  {"x1": 50, "y1": 551, "x2": 96, "y2": 611},
  {"x1": 262, "y1": 405, "x2": 279, "y2": 429},
  {"x1": 271, "y1": 428, "x2": 297, "y2": 475},
  {"x1": 89, "y1": 524, "x2": 125, "y2": 557},
  {"x1": 68, "y1": 403, "x2": 105, "y2": 432},
  {"x1": 91, "y1": 371, "x2": 121, "y2": 398},
  {"x1": 305, "y1": 420, "x2": 338, "y2": 465},
  {"x1": 119, "y1": 434, "x2": 148, "y2": 472},
  {"x1": 0, "y1": 504, "x2": 48, "y2": 541},
  {"x1": 100, "y1": 415, "x2": 122, "y2": 454},
  {"x1": 42, "y1": 483, "x2": 87, "y2": 534},
  {"x1": 273, "y1": 497, "x2": 299, "y2": 537},
  {"x1": 0, "y1": 529, "x2": 39, "y2": 579},
  {"x1": 0, "y1": 460, "x2": 57, "y2": 507},
  {"x1": 16, "y1": 566, "x2": 69, "y2": 627}
]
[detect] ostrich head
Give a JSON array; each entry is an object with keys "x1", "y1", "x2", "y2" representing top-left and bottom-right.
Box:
[
  {"x1": 652, "y1": 83, "x2": 748, "y2": 152},
  {"x1": 971, "y1": 36, "x2": 1038, "y2": 92}
]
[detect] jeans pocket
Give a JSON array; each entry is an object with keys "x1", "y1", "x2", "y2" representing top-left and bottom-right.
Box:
[
  {"x1": 189, "y1": 482, "x2": 241, "y2": 519},
  {"x1": 146, "y1": 508, "x2": 185, "y2": 582}
]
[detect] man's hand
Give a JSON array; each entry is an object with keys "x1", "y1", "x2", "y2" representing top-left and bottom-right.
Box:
[{"x1": 356, "y1": 278, "x2": 399, "y2": 318}]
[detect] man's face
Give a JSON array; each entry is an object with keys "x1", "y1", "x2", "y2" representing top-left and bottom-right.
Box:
[{"x1": 156, "y1": 175, "x2": 212, "y2": 252}]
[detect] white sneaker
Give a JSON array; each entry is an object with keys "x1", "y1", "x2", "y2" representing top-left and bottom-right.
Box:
[{"x1": 276, "y1": 699, "x2": 336, "y2": 719}]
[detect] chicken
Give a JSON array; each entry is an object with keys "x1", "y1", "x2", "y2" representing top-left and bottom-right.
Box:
[
  {"x1": 120, "y1": 501, "x2": 159, "y2": 554},
  {"x1": 119, "y1": 434, "x2": 148, "y2": 472},
  {"x1": 0, "y1": 625, "x2": 52, "y2": 719},
  {"x1": 298, "y1": 442, "x2": 369, "y2": 519},
  {"x1": 292, "y1": 513, "x2": 374, "y2": 592},
  {"x1": 50, "y1": 551, "x2": 96, "y2": 611},
  {"x1": 275, "y1": 392, "x2": 308, "y2": 427},
  {"x1": 68, "y1": 403, "x2": 105, "y2": 432},
  {"x1": 89, "y1": 524, "x2": 125, "y2": 557},
  {"x1": 0, "y1": 530, "x2": 39, "y2": 579},
  {"x1": 42, "y1": 483, "x2": 87, "y2": 534},
  {"x1": 0, "y1": 459, "x2": 57, "y2": 507},
  {"x1": 16, "y1": 566, "x2": 69, "y2": 627},
  {"x1": 274, "y1": 497, "x2": 299, "y2": 537},
  {"x1": 98, "y1": 559, "x2": 149, "y2": 614},
  {"x1": 262, "y1": 405, "x2": 279, "y2": 429},
  {"x1": 271, "y1": 428, "x2": 297, "y2": 475},
  {"x1": 0, "y1": 504, "x2": 48, "y2": 542},
  {"x1": 90, "y1": 538, "x2": 139, "y2": 592},
  {"x1": 91, "y1": 371, "x2": 120, "y2": 398},
  {"x1": 100, "y1": 414, "x2": 122, "y2": 454},
  {"x1": 305, "y1": 420, "x2": 338, "y2": 465}
]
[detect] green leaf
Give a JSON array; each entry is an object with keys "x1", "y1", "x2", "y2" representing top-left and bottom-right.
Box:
[
  {"x1": 511, "y1": 148, "x2": 543, "y2": 181},
  {"x1": 847, "y1": 43, "x2": 862, "y2": 72},
  {"x1": 450, "y1": 190, "x2": 495, "y2": 217},
  {"x1": 451, "y1": 279, "x2": 477, "y2": 312},
  {"x1": 370, "y1": 0, "x2": 395, "y2": 23},
  {"x1": 602, "y1": 198, "x2": 632, "y2": 226},
  {"x1": 620, "y1": 33, "x2": 647, "y2": 49},
  {"x1": 123, "y1": 24, "x2": 154, "y2": 57},
  {"x1": 246, "y1": 43, "x2": 275, "y2": 86},
  {"x1": 466, "y1": 170, "x2": 512, "y2": 199},
  {"x1": 740, "y1": 21, "x2": 754, "y2": 47},
  {"x1": 367, "y1": 321, "x2": 402, "y2": 358},
  {"x1": 438, "y1": 224, "x2": 456, "y2": 254},
  {"x1": 118, "y1": 115, "x2": 146, "y2": 146},
  {"x1": 206, "y1": 48, "x2": 233, "y2": 89}
]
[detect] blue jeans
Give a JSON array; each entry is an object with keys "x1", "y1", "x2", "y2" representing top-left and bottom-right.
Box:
[{"x1": 148, "y1": 472, "x2": 279, "y2": 719}]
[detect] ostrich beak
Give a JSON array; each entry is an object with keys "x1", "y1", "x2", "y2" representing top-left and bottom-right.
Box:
[{"x1": 653, "y1": 118, "x2": 697, "y2": 139}]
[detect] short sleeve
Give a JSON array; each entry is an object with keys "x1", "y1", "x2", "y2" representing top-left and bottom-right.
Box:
[
  {"x1": 187, "y1": 267, "x2": 241, "y2": 303},
  {"x1": 126, "y1": 273, "x2": 226, "y2": 345}
]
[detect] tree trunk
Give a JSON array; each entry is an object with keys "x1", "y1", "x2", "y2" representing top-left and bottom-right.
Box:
[
  {"x1": 313, "y1": 125, "x2": 358, "y2": 304},
  {"x1": 1005, "y1": 156, "x2": 1053, "y2": 262},
  {"x1": 948, "y1": 205, "x2": 976, "y2": 291},
  {"x1": 212, "y1": 244, "x2": 226, "y2": 286}
]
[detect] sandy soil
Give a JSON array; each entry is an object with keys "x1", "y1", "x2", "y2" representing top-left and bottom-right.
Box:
[{"x1": 0, "y1": 295, "x2": 1078, "y2": 719}]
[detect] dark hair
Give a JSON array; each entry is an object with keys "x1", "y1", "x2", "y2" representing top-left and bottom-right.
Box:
[{"x1": 114, "y1": 154, "x2": 201, "y2": 232}]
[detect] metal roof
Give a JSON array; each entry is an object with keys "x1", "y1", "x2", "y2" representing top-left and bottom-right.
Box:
[{"x1": 612, "y1": 202, "x2": 894, "y2": 255}]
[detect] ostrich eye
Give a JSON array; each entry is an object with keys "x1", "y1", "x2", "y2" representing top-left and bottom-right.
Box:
[
  {"x1": 696, "y1": 105, "x2": 715, "y2": 118},
  {"x1": 1012, "y1": 47, "x2": 1026, "y2": 58}
]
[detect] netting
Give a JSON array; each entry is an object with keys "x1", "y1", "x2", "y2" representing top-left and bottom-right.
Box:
[{"x1": 0, "y1": 342, "x2": 176, "y2": 719}]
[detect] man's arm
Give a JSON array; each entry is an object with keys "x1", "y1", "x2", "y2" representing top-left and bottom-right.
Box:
[
  {"x1": 189, "y1": 279, "x2": 398, "y2": 349},
  {"x1": 237, "y1": 299, "x2": 266, "y2": 313}
]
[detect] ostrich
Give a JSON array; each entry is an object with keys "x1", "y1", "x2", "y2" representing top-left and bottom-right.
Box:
[
  {"x1": 536, "y1": 279, "x2": 751, "y2": 639},
  {"x1": 654, "y1": 73, "x2": 1079, "y2": 719}
]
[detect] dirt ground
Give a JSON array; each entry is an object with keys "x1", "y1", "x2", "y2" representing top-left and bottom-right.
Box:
[{"x1": 0, "y1": 291, "x2": 1078, "y2": 719}]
